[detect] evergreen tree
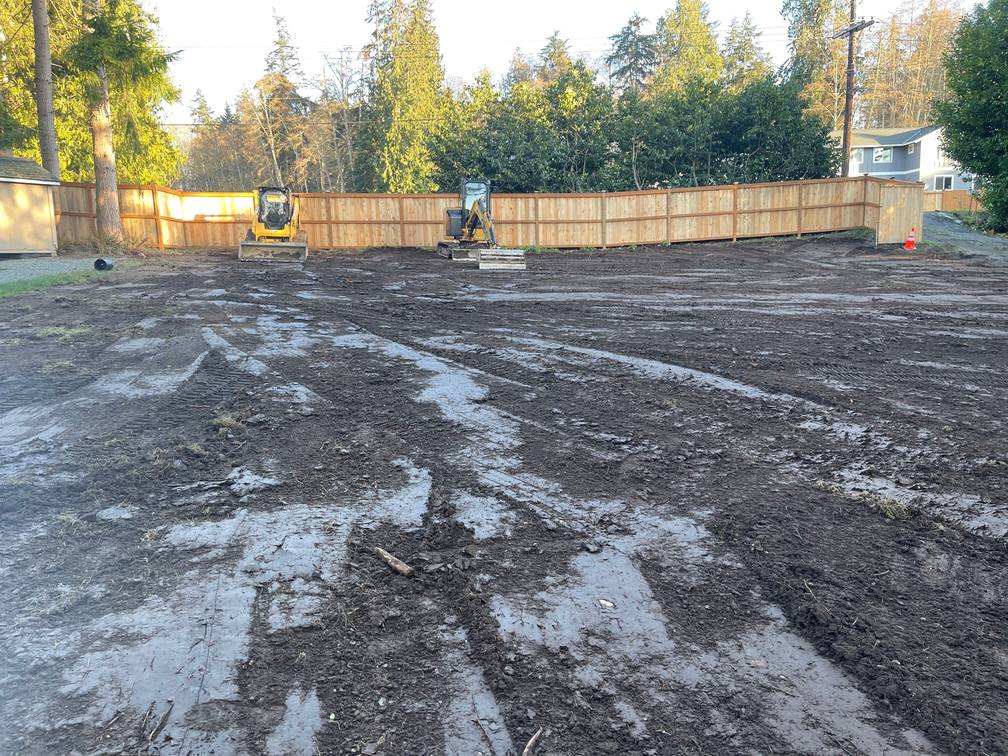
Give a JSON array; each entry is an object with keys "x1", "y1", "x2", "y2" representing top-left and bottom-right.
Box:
[
  {"x1": 936, "y1": 0, "x2": 1008, "y2": 229},
  {"x1": 537, "y1": 31, "x2": 572, "y2": 83},
  {"x1": 0, "y1": 92, "x2": 31, "y2": 154},
  {"x1": 68, "y1": 0, "x2": 179, "y2": 238},
  {"x1": 1, "y1": 0, "x2": 180, "y2": 184},
  {"x1": 606, "y1": 14, "x2": 657, "y2": 93},
  {"x1": 243, "y1": 14, "x2": 311, "y2": 187},
  {"x1": 654, "y1": 0, "x2": 723, "y2": 91},
  {"x1": 359, "y1": 0, "x2": 447, "y2": 192},
  {"x1": 502, "y1": 49, "x2": 534, "y2": 92},
  {"x1": 781, "y1": 0, "x2": 848, "y2": 128},
  {"x1": 722, "y1": 13, "x2": 773, "y2": 94}
]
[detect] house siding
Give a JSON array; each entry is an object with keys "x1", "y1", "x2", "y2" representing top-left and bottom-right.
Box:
[{"x1": 842, "y1": 128, "x2": 972, "y2": 192}]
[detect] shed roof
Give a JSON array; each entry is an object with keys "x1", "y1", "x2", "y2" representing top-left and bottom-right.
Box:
[
  {"x1": 828, "y1": 126, "x2": 941, "y2": 148},
  {"x1": 0, "y1": 156, "x2": 60, "y2": 185}
]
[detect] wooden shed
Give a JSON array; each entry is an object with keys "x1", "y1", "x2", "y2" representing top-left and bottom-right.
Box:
[{"x1": 0, "y1": 156, "x2": 59, "y2": 256}]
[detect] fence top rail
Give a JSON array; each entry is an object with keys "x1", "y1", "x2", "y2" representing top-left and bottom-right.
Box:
[{"x1": 57, "y1": 175, "x2": 924, "y2": 200}]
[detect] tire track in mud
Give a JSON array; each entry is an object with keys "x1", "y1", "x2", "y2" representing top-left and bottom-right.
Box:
[
  {"x1": 307, "y1": 318, "x2": 935, "y2": 755},
  {"x1": 2, "y1": 247, "x2": 1006, "y2": 755}
]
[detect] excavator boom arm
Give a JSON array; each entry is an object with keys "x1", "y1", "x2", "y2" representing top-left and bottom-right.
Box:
[{"x1": 464, "y1": 198, "x2": 499, "y2": 248}]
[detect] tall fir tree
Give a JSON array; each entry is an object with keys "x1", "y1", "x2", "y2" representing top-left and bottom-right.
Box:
[
  {"x1": 537, "y1": 31, "x2": 572, "y2": 83},
  {"x1": 359, "y1": 0, "x2": 446, "y2": 192},
  {"x1": 654, "y1": 0, "x2": 723, "y2": 91},
  {"x1": 722, "y1": 13, "x2": 774, "y2": 93},
  {"x1": 502, "y1": 49, "x2": 535, "y2": 92},
  {"x1": 782, "y1": 0, "x2": 848, "y2": 128},
  {"x1": 606, "y1": 14, "x2": 657, "y2": 93}
]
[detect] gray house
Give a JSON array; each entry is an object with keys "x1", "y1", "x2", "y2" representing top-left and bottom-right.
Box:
[{"x1": 829, "y1": 126, "x2": 973, "y2": 191}]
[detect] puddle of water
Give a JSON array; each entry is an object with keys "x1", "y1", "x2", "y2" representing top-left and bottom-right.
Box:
[
  {"x1": 359, "y1": 459, "x2": 431, "y2": 529},
  {"x1": 108, "y1": 337, "x2": 167, "y2": 352},
  {"x1": 265, "y1": 688, "x2": 321, "y2": 756},
  {"x1": 838, "y1": 468, "x2": 1005, "y2": 538},
  {"x1": 506, "y1": 335, "x2": 809, "y2": 404},
  {"x1": 264, "y1": 383, "x2": 323, "y2": 414},
  {"x1": 91, "y1": 351, "x2": 208, "y2": 399},
  {"x1": 226, "y1": 466, "x2": 278, "y2": 498},
  {"x1": 37, "y1": 476, "x2": 431, "y2": 751},
  {"x1": 453, "y1": 493, "x2": 514, "y2": 540},
  {"x1": 201, "y1": 328, "x2": 269, "y2": 376},
  {"x1": 726, "y1": 606, "x2": 937, "y2": 755},
  {"x1": 441, "y1": 624, "x2": 513, "y2": 756},
  {"x1": 250, "y1": 315, "x2": 319, "y2": 357}
]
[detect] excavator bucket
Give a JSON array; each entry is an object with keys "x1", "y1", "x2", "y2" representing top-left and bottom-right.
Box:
[
  {"x1": 238, "y1": 239, "x2": 308, "y2": 262},
  {"x1": 478, "y1": 248, "x2": 526, "y2": 270}
]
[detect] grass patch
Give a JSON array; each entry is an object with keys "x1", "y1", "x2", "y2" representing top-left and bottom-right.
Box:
[
  {"x1": 41, "y1": 359, "x2": 93, "y2": 375},
  {"x1": 57, "y1": 510, "x2": 90, "y2": 535},
  {"x1": 35, "y1": 325, "x2": 94, "y2": 341},
  {"x1": 858, "y1": 491, "x2": 910, "y2": 519},
  {"x1": 0, "y1": 269, "x2": 107, "y2": 300},
  {"x1": 212, "y1": 416, "x2": 245, "y2": 438}
]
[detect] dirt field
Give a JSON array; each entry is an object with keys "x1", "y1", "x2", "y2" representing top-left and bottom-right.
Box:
[{"x1": 1, "y1": 235, "x2": 1006, "y2": 756}]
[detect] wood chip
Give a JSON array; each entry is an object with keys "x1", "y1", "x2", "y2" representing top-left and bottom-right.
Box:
[{"x1": 372, "y1": 547, "x2": 415, "y2": 577}]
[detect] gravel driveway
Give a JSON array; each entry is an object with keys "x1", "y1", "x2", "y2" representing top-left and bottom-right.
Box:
[{"x1": 923, "y1": 210, "x2": 1008, "y2": 263}]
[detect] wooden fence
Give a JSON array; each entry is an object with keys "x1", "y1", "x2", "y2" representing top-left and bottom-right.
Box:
[
  {"x1": 55, "y1": 176, "x2": 924, "y2": 251},
  {"x1": 923, "y1": 189, "x2": 981, "y2": 213}
]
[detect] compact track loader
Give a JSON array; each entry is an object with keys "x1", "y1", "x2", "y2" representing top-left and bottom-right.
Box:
[
  {"x1": 437, "y1": 179, "x2": 525, "y2": 270},
  {"x1": 238, "y1": 186, "x2": 308, "y2": 262}
]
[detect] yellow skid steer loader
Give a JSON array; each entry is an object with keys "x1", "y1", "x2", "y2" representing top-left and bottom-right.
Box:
[
  {"x1": 238, "y1": 186, "x2": 308, "y2": 262},
  {"x1": 437, "y1": 179, "x2": 525, "y2": 270}
]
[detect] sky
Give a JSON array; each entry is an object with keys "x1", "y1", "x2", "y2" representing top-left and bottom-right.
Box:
[{"x1": 149, "y1": 0, "x2": 909, "y2": 125}]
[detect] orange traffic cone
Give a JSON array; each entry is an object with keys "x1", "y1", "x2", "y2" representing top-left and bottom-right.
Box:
[{"x1": 904, "y1": 227, "x2": 916, "y2": 251}]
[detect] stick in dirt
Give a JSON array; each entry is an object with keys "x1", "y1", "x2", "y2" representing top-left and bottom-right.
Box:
[
  {"x1": 372, "y1": 547, "x2": 415, "y2": 577},
  {"x1": 522, "y1": 727, "x2": 543, "y2": 756}
]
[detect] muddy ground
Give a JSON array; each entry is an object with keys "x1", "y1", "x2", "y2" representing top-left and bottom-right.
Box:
[{"x1": 1, "y1": 235, "x2": 1006, "y2": 756}]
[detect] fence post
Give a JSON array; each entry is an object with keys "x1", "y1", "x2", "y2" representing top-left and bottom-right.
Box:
[
  {"x1": 862, "y1": 176, "x2": 868, "y2": 228},
  {"x1": 797, "y1": 181, "x2": 803, "y2": 238},
  {"x1": 327, "y1": 196, "x2": 335, "y2": 250},
  {"x1": 667, "y1": 188, "x2": 672, "y2": 243},
  {"x1": 151, "y1": 185, "x2": 164, "y2": 250},
  {"x1": 732, "y1": 183, "x2": 738, "y2": 242},
  {"x1": 86, "y1": 182, "x2": 96, "y2": 235},
  {"x1": 601, "y1": 192, "x2": 607, "y2": 249},
  {"x1": 534, "y1": 193, "x2": 539, "y2": 248},
  {"x1": 397, "y1": 195, "x2": 405, "y2": 246}
]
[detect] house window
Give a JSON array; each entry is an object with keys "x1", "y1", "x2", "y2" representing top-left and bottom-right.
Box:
[
  {"x1": 908, "y1": 143, "x2": 915, "y2": 154},
  {"x1": 936, "y1": 175, "x2": 953, "y2": 191},
  {"x1": 852, "y1": 148, "x2": 863, "y2": 162},
  {"x1": 873, "y1": 147, "x2": 892, "y2": 163}
]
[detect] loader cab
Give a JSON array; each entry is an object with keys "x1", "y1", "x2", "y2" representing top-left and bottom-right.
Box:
[{"x1": 257, "y1": 186, "x2": 293, "y2": 231}]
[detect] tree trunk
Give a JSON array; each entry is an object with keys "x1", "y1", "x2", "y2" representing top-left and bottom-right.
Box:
[
  {"x1": 32, "y1": 0, "x2": 60, "y2": 178},
  {"x1": 91, "y1": 66, "x2": 123, "y2": 239}
]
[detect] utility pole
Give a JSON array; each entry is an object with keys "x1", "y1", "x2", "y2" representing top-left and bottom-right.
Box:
[{"x1": 832, "y1": 4, "x2": 875, "y2": 177}]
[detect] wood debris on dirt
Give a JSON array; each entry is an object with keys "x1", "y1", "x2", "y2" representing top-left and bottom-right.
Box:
[
  {"x1": 372, "y1": 546, "x2": 415, "y2": 577},
  {"x1": 522, "y1": 726, "x2": 543, "y2": 756}
]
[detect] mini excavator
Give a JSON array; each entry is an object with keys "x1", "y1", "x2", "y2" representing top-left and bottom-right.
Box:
[
  {"x1": 437, "y1": 179, "x2": 526, "y2": 270},
  {"x1": 238, "y1": 186, "x2": 308, "y2": 262}
]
